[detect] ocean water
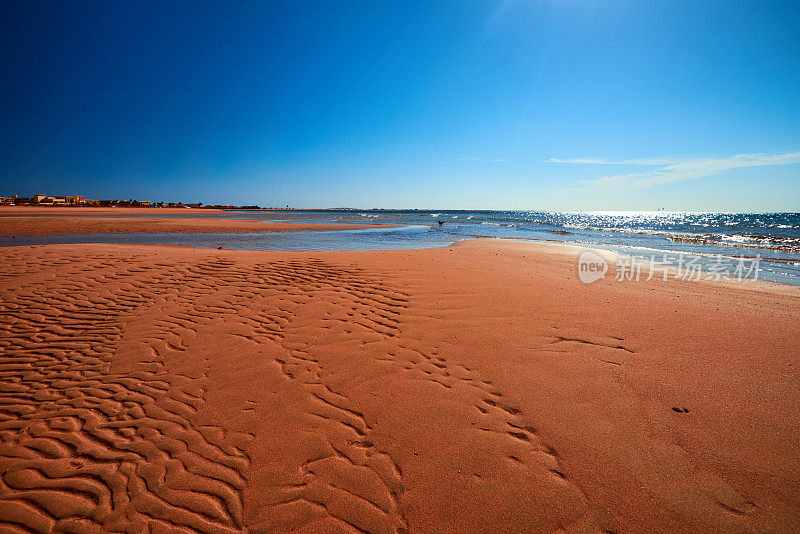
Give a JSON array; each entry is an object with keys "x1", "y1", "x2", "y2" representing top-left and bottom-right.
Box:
[{"x1": 2, "y1": 210, "x2": 799, "y2": 285}]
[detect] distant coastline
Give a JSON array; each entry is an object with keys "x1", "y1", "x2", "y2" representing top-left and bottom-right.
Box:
[{"x1": 0, "y1": 193, "x2": 273, "y2": 210}]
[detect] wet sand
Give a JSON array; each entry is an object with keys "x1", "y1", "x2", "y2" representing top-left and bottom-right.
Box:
[
  {"x1": 0, "y1": 209, "x2": 397, "y2": 237},
  {"x1": 0, "y1": 238, "x2": 798, "y2": 533},
  {"x1": 0, "y1": 207, "x2": 222, "y2": 214}
]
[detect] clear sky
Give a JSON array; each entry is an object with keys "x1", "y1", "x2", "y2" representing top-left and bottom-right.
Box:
[{"x1": 1, "y1": 0, "x2": 798, "y2": 210}]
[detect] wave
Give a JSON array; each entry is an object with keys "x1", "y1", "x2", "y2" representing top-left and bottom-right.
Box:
[{"x1": 553, "y1": 222, "x2": 800, "y2": 254}]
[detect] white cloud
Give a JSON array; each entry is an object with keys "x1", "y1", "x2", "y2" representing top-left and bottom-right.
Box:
[{"x1": 549, "y1": 151, "x2": 800, "y2": 189}]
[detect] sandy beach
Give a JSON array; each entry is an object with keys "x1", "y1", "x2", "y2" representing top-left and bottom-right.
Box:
[
  {"x1": 0, "y1": 208, "x2": 397, "y2": 237},
  {"x1": 4, "y1": 0, "x2": 799, "y2": 530},
  {"x1": 0, "y1": 232, "x2": 798, "y2": 533}
]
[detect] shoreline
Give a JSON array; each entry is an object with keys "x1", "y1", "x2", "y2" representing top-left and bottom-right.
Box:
[
  {"x1": 0, "y1": 206, "x2": 222, "y2": 214},
  {"x1": 0, "y1": 214, "x2": 400, "y2": 237},
  {"x1": 4, "y1": 214, "x2": 796, "y2": 287}
]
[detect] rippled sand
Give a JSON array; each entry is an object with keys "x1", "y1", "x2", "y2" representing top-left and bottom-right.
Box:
[{"x1": 0, "y1": 237, "x2": 798, "y2": 533}]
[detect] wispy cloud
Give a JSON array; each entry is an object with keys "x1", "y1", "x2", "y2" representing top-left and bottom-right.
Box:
[
  {"x1": 547, "y1": 157, "x2": 679, "y2": 166},
  {"x1": 429, "y1": 157, "x2": 509, "y2": 162},
  {"x1": 549, "y1": 151, "x2": 800, "y2": 189}
]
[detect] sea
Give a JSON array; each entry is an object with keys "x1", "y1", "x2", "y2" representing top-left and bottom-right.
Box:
[{"x1": 2, "y1": 210, "x2": 800, "y2": 285}]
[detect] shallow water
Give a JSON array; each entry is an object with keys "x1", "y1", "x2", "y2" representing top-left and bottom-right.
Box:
[
  {"x1": 0, "y1": 225, "x2": 456, "y2": 252},
  {"x1": 2, "y1": 210, "x2": 800, "y2": 285}
]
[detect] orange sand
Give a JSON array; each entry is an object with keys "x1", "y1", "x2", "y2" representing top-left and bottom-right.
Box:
[
  {"x1": 0, "y1": 213, "x2": 398, "y2": 236},
  {"x1": 0, "y1": 238, "x2": 798, "y2": 533},
  {"x1": 0, "y1": 206, "x2": 222, "y2": 214}
]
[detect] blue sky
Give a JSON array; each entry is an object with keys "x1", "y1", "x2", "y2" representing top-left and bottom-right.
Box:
[{"x1": 1, "y1": 0, "x2": 798, "y2": 210}]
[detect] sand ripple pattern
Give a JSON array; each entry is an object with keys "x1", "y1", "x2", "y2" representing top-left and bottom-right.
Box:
[{"x1": 0, "y1": 251, "x2": 408, "y2": 533}]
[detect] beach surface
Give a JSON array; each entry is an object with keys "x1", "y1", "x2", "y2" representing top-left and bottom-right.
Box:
[
  {"x1": 0, "y1": 237, "x2": 798, "y2": 533},
  {"x1": 0, "y1": 208, "x2": 397, "y2": 236}
]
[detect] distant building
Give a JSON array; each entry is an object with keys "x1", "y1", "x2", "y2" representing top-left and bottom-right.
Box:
[
  {"x1": 28, "y1": 194, "x2": 85, "y2": 205},
  {"x1": 2, "y1": 193, "x2": 191, "y2": 208}
]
